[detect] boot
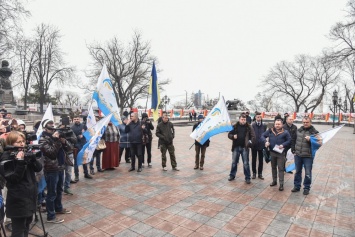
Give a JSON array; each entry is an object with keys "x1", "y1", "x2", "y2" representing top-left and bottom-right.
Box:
[
  {"x1": 279, "y1": 184, "x2": 284, "y2": 191},
  {"x1": 270, "y1": 181, "x2": 277, "y2": 186}
]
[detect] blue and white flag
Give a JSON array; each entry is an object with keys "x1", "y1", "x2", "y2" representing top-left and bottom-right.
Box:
[
  {"x1": 190, "y1": 96, "x2": 233, "y2": 145},
  {"x1": 92, "y1": 65, "x2": 121, "y2": 126},
  {"x1": 285, "y1": 124, "x2": 344, "y2": 172},
  {"x1": 83, "y1": 104, "x2": 97, "y2": 140},
  {"x1": 35, "y1": 103, "x2": 54, "y2": 143},
  {"x1": 77, "y1": 114, "x2": 112, "y2": 165}
]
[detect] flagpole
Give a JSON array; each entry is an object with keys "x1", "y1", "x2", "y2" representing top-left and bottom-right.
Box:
[{"x1": 189, "y1": 143, "x2": 195, "y2": 150}]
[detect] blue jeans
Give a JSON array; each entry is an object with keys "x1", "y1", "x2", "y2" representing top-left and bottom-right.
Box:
[
  {"x1": 45, "y1": 171, "x2": 63, "y2": 220},
  {"x1": 294, "y1": 155, "x2": 313, "y2": 190},
  {"x1": 230, "y1": 146, "x2": 250, "y2": 180},
  {"x1": 90, "y1": 150, "x2": 102, "y2": 170},
  {"x1": 64, "y1": 153, "x2": 74, "y2": 190}
]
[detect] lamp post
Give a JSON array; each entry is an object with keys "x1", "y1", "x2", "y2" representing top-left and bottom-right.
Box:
[
  {"x1": 338, "y1": 97, "x2": 342, "y2": 126},
  {"x1": 332, "y1": 90, "x2": 338, "y2": 128},
  {"x1": 161, "y1": 95, "x2": 170, "y2": 112},
  {"x1": 184, "y1": 90, "x2": 187, "y2": 108}
]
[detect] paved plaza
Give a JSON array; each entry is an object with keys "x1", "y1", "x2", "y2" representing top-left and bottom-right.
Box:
[{"x1": 20, "y1": 123, "x2": 355, "y2": 236}]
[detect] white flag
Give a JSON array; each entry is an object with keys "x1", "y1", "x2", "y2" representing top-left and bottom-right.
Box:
[
  {"x1": 35, "y1": 103, "x2": 54, "y2": 143},
  {"x1": 190, "y1": 96, "x2": 233, "y2": 145}
]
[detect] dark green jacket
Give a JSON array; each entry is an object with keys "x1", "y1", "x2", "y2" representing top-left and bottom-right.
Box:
[{"x1": 156, "y1": 121, "x2": 175, "y2": 145}]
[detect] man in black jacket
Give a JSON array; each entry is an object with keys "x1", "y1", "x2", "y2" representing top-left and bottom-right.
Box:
[
  {"x1": 283, "y1": 116, "x2": 297, "y2": 174},
  {"x1": 39, "y1": 119, "x2": 71, "y2": 223},
  {"x1": 125, "y1": 112, "x2": 146, "y2": 172},
  {"x1": 141, "y1": 113, "x2": 154, "y2": 168},
  {"x1": 292, "y1": 117, "x2": 319, "y2": 195},
  {"x1": 227, "y1": 114, "x2": 255, "y2": 184}
]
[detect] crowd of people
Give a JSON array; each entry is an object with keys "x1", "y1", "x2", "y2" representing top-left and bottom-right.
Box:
[{"x1": 0, "y1": 107, "x2": 319, "y2": 236}]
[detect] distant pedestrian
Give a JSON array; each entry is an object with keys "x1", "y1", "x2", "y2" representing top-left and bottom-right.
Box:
[
  {"x1": 245, "y1": 111, "x2": 252, "y2": 124},
  {"x1": 189, "y1": 112, "x2": 193, "y2": 121},
  {"x1": 193, "y1": 112, "x2": 197, "y2": 121}
]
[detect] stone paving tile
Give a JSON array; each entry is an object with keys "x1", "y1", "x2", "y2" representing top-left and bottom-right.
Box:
[{"x1": 16, "y1": 124, "x2": 354, "y2": 237}]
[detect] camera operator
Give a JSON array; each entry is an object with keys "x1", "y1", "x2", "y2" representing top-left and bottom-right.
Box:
[
  {"x1": 57, "y1": 123, "x2": 77, "y2": 195},
  {"x1": 0, "y1": 131, "x2": 42, "y2": 236},
  {"x1": 39, "y1": 119, "x2": 71, "y2": 224}
]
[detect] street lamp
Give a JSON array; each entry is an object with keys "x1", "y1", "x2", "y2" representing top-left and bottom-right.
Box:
[
  {"x1": 343, "y1": 98, "x2": 348, "y2": 113},
  {"x1": 338, "y1": 97, "x2": 342, "y2": 126},
  {"x1": 184, "y1": 90, "x2": 187, "y2": 108},
  {"x1": 332, "y1": 90, "x2": 338, "y2": 128},
  {"x1": 161, "y1": 95, "x2": 170, "y2": 112}
]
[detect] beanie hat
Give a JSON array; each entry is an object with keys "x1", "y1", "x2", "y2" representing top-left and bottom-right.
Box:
[
  {"x1": 198, "y1": 114, "x2": 204, "y2": 120},
  {"x1": 42, "y1": 119, "x2": 54, "y2": 128},
  {"x1": 142, "y1": 113, "x2": 148, "y2": 118}
]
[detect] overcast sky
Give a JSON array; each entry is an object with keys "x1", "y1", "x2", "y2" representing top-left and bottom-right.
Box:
[{"x1": 22, "y1": 0, "x2": 349, "y2": 106}]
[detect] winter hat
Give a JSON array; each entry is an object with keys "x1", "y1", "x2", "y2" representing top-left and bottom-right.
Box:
[
  {"x1": 197, "y1": 114, "x2": 204, "y2": 120},
  {"x1": 17, "y1": 119, "x2": 26, "y2": 129},
  {"x1": 141, "y1": 113, "x2": 148, "y2": 118},
  {"x1": 42, "y1": 119, "x2": 54, "y2": 128}
]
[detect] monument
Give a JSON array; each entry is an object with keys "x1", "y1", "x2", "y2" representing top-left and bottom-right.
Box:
[{"x1": 0, "y1": 60, "x2": 15, "y2": 105}]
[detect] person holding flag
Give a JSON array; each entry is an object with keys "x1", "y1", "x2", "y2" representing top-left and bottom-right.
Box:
[
  {"x1": 192, "y1": 114, "x2": 210, "y2": 170},
  {"x1": 292, "y1": 116, "x2": 319, "y2": 195}
]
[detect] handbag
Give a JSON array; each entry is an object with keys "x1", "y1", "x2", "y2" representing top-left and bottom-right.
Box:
[
  {"x1": 263, "y1": 148, "x2": 271, "y2": 163},
  {"x1": 96, "y1": 139, "x2": 106, "y2": 150}
]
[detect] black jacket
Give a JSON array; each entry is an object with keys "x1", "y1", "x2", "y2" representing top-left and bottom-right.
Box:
[
  {"x1": 141, "y1": 119, "x2": 154, "y2": 141},
  {"x1": 39, "y1": 131, "x2": 62, "y2": 172},
  {"x1": 71, "y1": 123, "x2": 87, "y2": 150},
  {"x1": 228, "y1": 122, "x2": 255, "y2": 151},
  {"x1": 251, "y1": 122, "x2": 267, "y2": 150},
  {"x1": 1, "y1": 151, "x2": 42, "y2": 218},
  {"x1": 283, "y1": 123, "x2": 297, "y2": 152}
]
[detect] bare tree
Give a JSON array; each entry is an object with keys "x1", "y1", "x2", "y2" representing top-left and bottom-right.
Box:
[
  {"x1": 53, "y1": 89, "x2": 64, "y2": 105},
  {"x1": 13, "y1": 35, "x2": 37, "y2": 109},
  {"x1": 0, "y1": 0, "x2": 29, "y2": 57},
  {"x1": 65, "y1": 92, "x2": 79, "y2": 107},
  {"x1": 86, "y1": 31, "x2": 169, "y2": 112},
  {"x1": 329, "y1": 1, "x2": 355, "y2": 62},
  {"x1": 32, "y1": 24, "x2": 74, "y2": 113},
  {"x1": 342, "y1": 57, "x2": 355, "y2": 112}
]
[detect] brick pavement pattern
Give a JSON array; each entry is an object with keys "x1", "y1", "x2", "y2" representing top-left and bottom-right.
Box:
[{"x1": 19, "y1": 124, "x2": 355, "y2": 236}]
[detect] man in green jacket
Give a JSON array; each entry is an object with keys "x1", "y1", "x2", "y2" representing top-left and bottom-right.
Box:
[{"x1": 156, "y1": 113, "x2": 179, "y2": 171}]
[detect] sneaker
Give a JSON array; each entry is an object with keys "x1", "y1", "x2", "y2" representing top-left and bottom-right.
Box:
[
  {"x1": 258, "y1": 175, "x2": 264, "y2": 180},
  {"x1": 56, "y1": 208, "x2": 72, "y2": 214},
  {"x1": 245, "y1": 179, "x2": 251, "y2": 184},
  {"x1": 70, "y1": 180, "x2": 77, "y2": 184},
  {"x1": 228, "y1": 176, "x2": 235, "y2": 181},
  {"x1": 90, "y1": 169, "x2": 95, "y2": 175},
  {"x1": 200, "y1": 167, "x2": 204, "y2": 170},
  {"x1": 137, "y1": 168, "x2": 142, "y2": 172},
  {"x1": 47, "y1": 218, "x2": 64, "y2": 224},
  {"x1": 142, "y1": 164, "x2": 145, "y2": 168},
  {"x1": 74, "y1": 176, "x2": 79, "y2": 182},
  {"x1": 163, "y1": 167, "x2": 168, "y2": 171},
  {"x1": 173, "y1": 167, "x2": 180, "y2": 171},
  {"x1": 84, "y1": 174, "x2": 93, "y2": 179},
  {"x1": 303, "y1": 189, "x2": 310, "y2": 195},
  {"x1": 97, "y1": 168, "x2": 104, "y2": 172},
  {"x1": 64, "y1": 189, "x2": 73, "y2": 195},
  {"x1": 194, "y1": 166, "x2": 199, "y2": 170},
  {"x1": 148, "y1": 163, "x2": 152, "y2": 168}
]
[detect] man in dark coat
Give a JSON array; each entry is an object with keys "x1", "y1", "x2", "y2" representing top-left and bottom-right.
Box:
[
  {"x1": 193, "y1": 114, "x2": 210, "y2": 170},
  {"x1": 119, "y1": 116, "x2": 131, "y2": 163},
  {"x1": 292, "y1": 117, "x2": 319, "y2": 195},
  {"x1": 251, "y1": 112, "x2": 267, "y2": 179},
  {"x1": 283, "y1": 116, "x2": 297, "y2": 174},
  {"x1": 125, "y1": 112, "x2": 146, "y2": 172},
  {"x1": 227, "y1": 114, "x2": 256, "y2": 184}
]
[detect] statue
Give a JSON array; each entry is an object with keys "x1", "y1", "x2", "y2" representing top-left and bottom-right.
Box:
[
  {"x1": 0, "y1": 60, "x2": 13, "y2": 90},
  {"x1": 0, "y1": 60, "x2": 15, "y2": 104}
]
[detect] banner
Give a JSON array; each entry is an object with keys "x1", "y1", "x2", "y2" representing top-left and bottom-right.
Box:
[
  {"x1": 77, "y1": 114, "x2": 112, "y2": 165},
  {"x1": 35, "y1": 103, "x2": 54, "y2": 143},
  {"x1": 190, "y1": 96, "x2": 233, "y2": 145},
  {"x1": 92, "y1": 65, "x2": 121, "y2": 126}
]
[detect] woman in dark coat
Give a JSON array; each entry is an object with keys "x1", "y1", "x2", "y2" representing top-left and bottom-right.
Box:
[
  {"x1": 102, "y1": 122, "x2": 120, "y2": 170},
  {"x1": 0, "y1": 131, "x2": 42, "y2": 237}
]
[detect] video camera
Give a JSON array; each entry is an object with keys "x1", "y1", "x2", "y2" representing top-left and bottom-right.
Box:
[
  {"x1": 22, "y1": 131, "x2": 37, "y2": 144},
  {"x1": 0, "y1": 145, "x2": 42, "y2": 178},
  {"x1": 54, "y1": 116, "x2": 74, "y2": 139}
]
